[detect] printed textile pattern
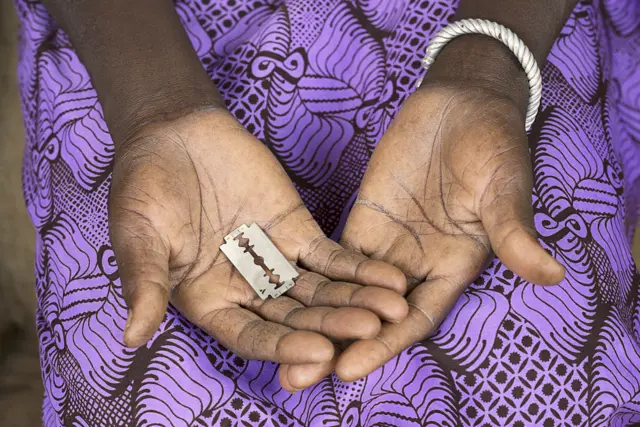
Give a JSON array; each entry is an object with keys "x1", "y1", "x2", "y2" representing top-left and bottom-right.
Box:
[{"x1": 12, "y1": 0, "x2": 640, "y2": 425}]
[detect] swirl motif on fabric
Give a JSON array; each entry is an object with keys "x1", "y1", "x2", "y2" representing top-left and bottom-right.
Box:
[{"x1": 12, "y1": 0, "x2": 640, "y2": 425}]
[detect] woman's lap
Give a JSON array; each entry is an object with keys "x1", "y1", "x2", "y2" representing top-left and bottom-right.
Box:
[{"x1": 14, "y1": 0, "x2": 640, "y2": 425}]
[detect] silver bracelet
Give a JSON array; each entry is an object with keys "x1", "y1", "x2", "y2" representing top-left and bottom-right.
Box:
[{"x1": 418, "y1": 18, "x2": 543, "y2": 133}]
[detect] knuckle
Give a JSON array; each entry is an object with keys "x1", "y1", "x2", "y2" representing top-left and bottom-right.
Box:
[
  {"x1": 310, "y1": 279, "x2": 331, "y2": 305},
  {"x1": 301, "y1": 235, "x2": 326, "y2": 260},
  {"x1": 407, "y1": 304, "x2": 437, "y2": 339},
  {"x1": 236, "y1": 319, "x2": 263, "y2": 357},
  {"x1": 282, "y1": 306, "x2": 304, "y2": 326}
]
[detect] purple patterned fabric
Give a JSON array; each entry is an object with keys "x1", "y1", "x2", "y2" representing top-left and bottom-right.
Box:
[{"x1": 12, "y1": 0, "x2": 640, "y2": 425}]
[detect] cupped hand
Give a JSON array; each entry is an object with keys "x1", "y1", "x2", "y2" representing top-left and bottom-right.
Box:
[
  {"x1": 108, "y1": 108, "x2": 408, "y2": 388},
  {"x1": 335, "y1": 84, "x2": 565, "y2": 381}
]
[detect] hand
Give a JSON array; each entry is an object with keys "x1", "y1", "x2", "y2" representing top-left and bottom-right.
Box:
[
  {"x1": 109, "y1": 108, "x2": 408, "y2": 388},
  {"x1": 335, "y1": 83, "x2": 565, "y2": 381}
]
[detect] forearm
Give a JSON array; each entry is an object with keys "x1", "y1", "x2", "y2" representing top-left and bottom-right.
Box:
[
  {"x1": 41, "y1": 0, "x2": 223, "y2": 144},
  {"x1": 423, "y1": 0, "x2": 579, "y2": 114}
]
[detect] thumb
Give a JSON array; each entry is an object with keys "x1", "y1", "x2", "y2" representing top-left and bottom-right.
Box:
[
  {"x1": 110, "y1": 213, "x2": 171, "y2": 348},
  {"x1": 479, "y1": 155, "x2": 565, "y2": 286}
]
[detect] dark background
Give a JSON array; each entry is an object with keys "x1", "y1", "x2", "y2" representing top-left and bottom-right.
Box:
[{"x1": 1, "y1": 1, "x2": 44, "y2": 426}]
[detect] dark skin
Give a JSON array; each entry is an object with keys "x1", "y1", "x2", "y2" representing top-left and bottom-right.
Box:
[
  {"x1": 42, "y1": 0, "x2": 409, "y2": 390},
  {"x1": 334, "y1": 0, "x2": 579, "y2": 381},
  {"x1": 285, "y1": 0, "x2": 579, "y2": 387},
  {"x1": 42, "y1": 0, "x2": 578, "y2": 391}
]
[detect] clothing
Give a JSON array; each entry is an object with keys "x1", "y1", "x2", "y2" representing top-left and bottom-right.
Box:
[{"x1": 13, "y1": 0, "x2": 640, "y2": 425}]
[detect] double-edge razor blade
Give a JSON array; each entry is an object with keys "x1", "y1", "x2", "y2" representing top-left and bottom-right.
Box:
[{"x1": 220, "y1": 223, "x2": 298, "y2": 300}]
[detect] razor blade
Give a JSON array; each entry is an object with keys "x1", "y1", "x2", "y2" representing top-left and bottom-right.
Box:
[{"x1": 220, "y1": 223, "x2": 298, "y2": 299}]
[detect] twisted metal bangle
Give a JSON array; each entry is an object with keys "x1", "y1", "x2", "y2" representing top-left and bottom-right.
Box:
[{"x1": 419, "y1": 19, "x2": 542, "y2": 132}]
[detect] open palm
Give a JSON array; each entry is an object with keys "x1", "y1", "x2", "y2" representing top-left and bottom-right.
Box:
[
  {"x1": 109, "y1": 109, "x2": 408, "y2": 389},
  {"x1": 336, "y1": 84, "x2": 565, "y2": 381}
]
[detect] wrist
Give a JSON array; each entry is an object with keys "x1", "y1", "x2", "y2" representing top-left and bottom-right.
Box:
[
  {"x1": 105, "y1": 77, "x2": 224, "y2": 146},
  {"x1": 96, "y1": 30, "x2": 224, "y2": 145},
  {"x1": 420, "y1": 35, "x2": 530, "y2": 116},
  {"x1": 43, "y1": 0, "x2": 225, "y2": 145}
]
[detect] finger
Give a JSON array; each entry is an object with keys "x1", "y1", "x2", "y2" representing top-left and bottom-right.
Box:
[
  {"x1": 109, "y1": 215, "x2": 171, "y2": 348},
  {"x1": 171, "y1": 262, "x2": 336, "y2": 363},
  {"x1": 279, "y1": 352, "x2": 338, "y2": 392},
  {"x1": 480, "y1": 155, "x2": 565, "y2": 286},
  {"x1": 298, "y1": 236, "x2": 406, "y2": 293},
  {"x1": 336, "y1": 276, "x2": 464, "y2": 382},
  {"x1": 278, "y1": 364, "x2": 296, "y2": 392},
  {"x1": 287, "y1": 269, "x2": 409, "y2": 323},
  {"x1": 197, "y1": 307, "x2": 334, "y2": 364},
  {"x1": 251, "y1": 295, "x2": 381, "y2": 340}
]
